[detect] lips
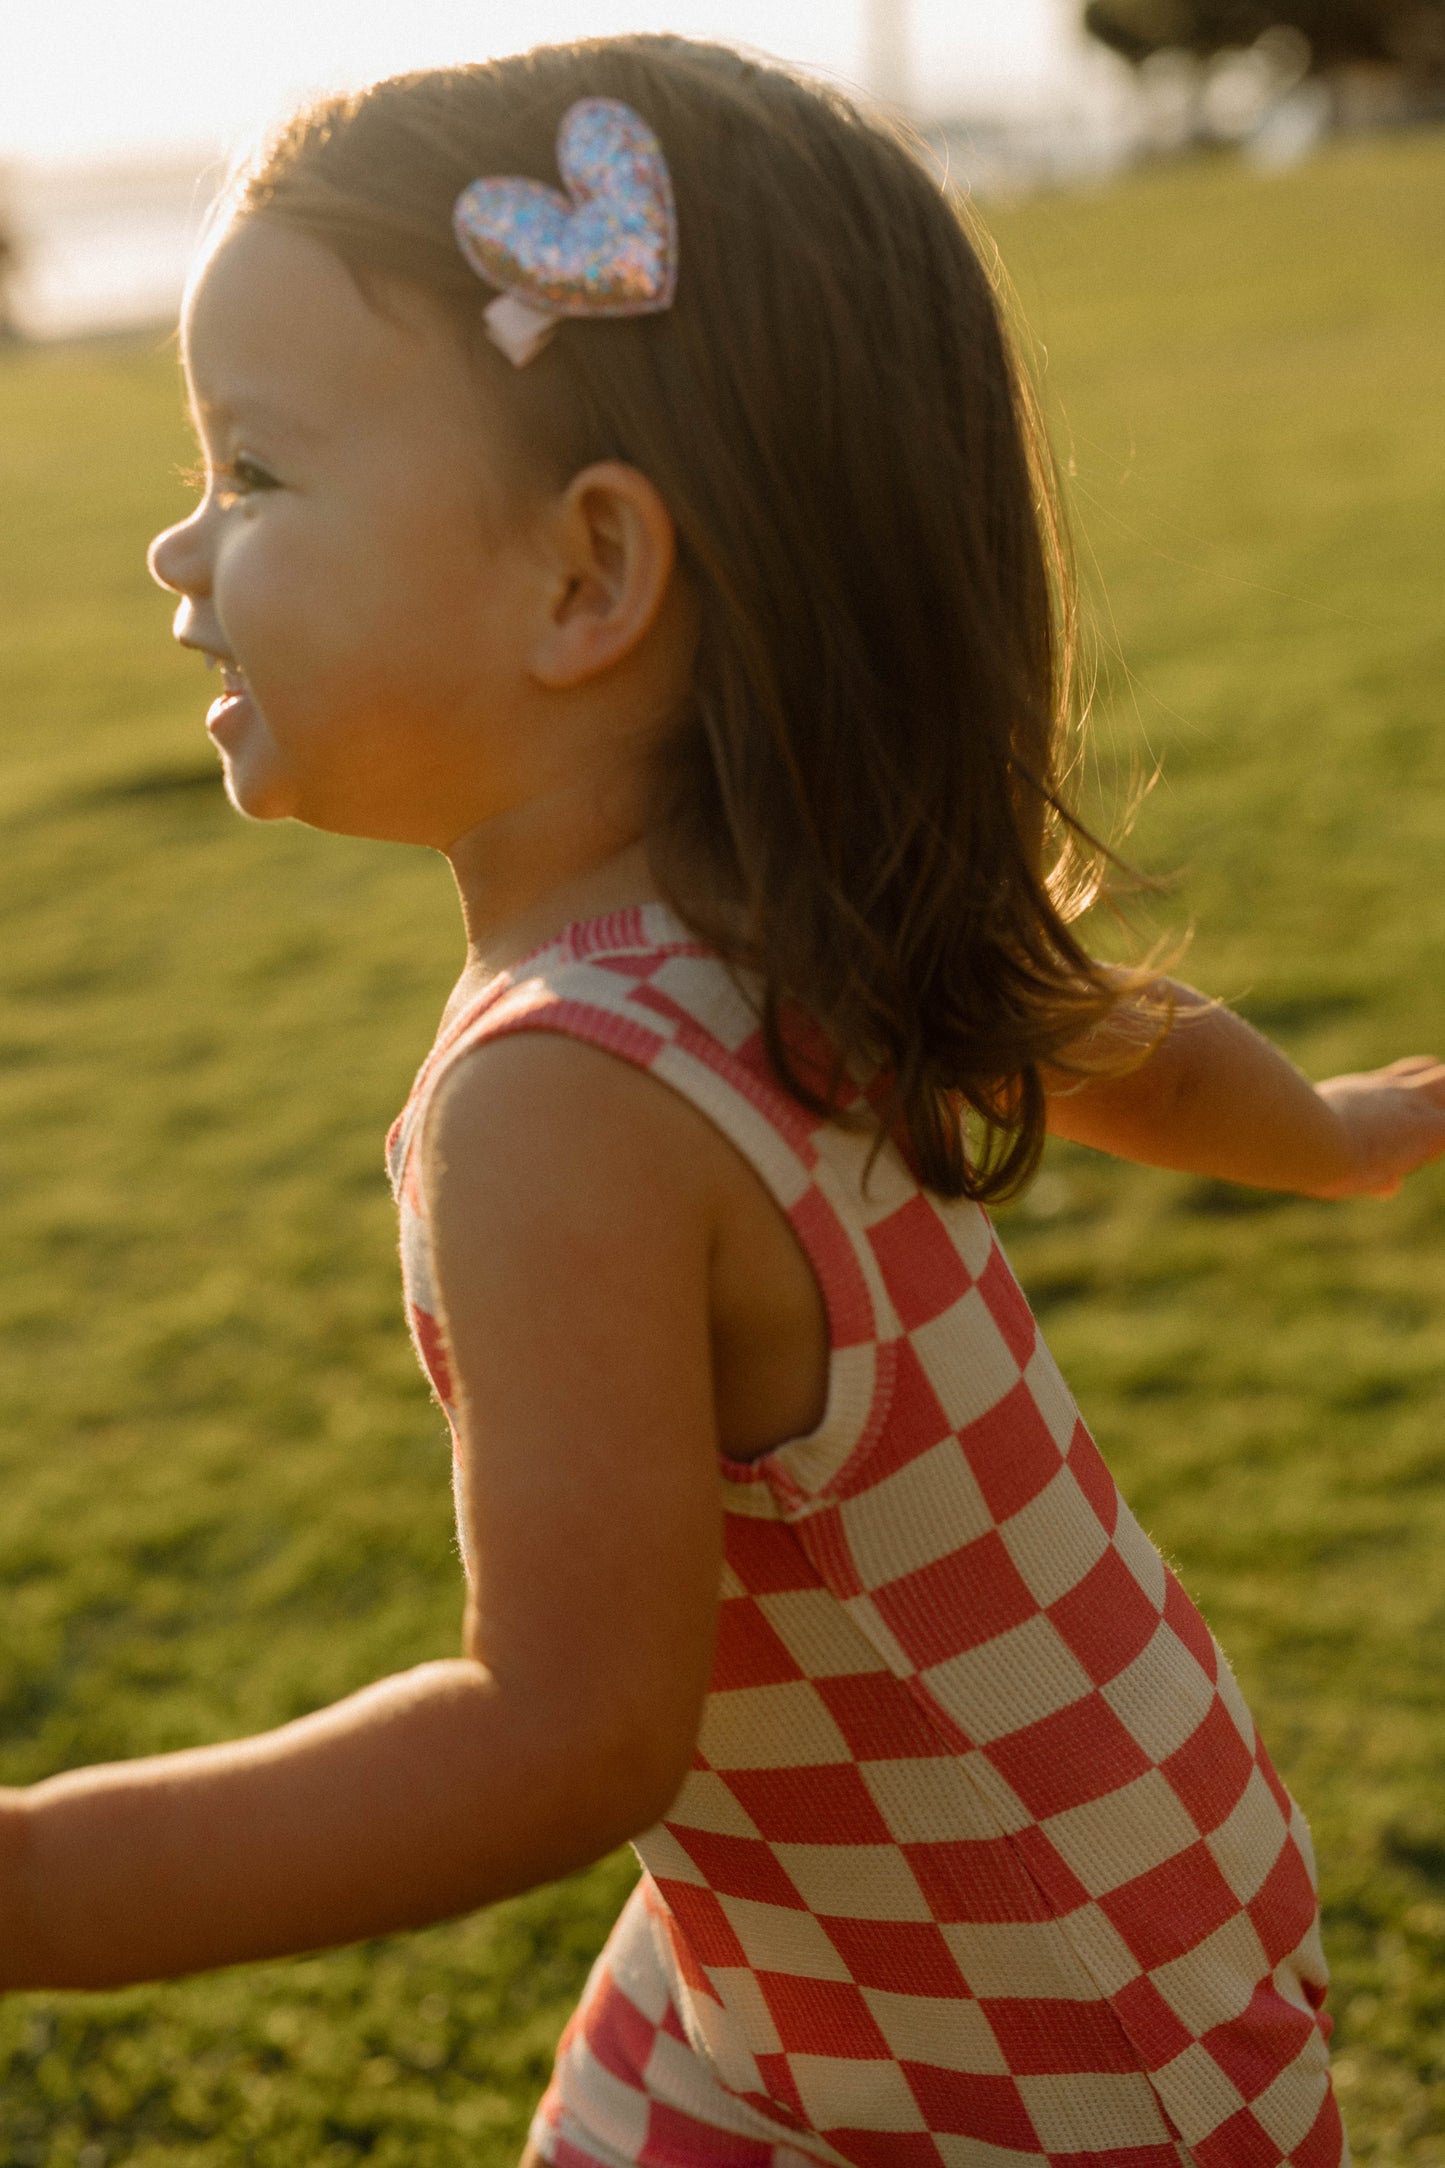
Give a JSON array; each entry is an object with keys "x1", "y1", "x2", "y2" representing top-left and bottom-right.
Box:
[{"x1": 205, "y1": 657, "x2": 255, "y2": 746}]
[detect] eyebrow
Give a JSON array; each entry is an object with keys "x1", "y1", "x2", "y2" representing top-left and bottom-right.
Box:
[{"x1": 191, "y1": 392, "x2": 323, "y2": 449}]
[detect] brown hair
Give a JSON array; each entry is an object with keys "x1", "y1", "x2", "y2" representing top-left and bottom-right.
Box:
[{"x1": 237, "y1": 36, "x2": 1132, "y2": 1199}]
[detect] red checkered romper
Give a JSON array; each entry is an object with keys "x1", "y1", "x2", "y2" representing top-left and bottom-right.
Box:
[{"x1": 387, "y1": 904, "x2": 1346, "y2": 2168}]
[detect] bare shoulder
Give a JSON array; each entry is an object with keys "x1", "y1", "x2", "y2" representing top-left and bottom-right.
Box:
[
  {"x1": 422, "y1": 1024, "x2": 829, "y2": 1463},
  {"x1": 422, "y1": 1026, "x2": 723, "y2": 1218}
]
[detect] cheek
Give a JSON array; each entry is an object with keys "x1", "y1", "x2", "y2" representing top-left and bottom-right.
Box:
[
  {"x1": 211, "y1": 521, "x2": 298, "y2": 652},
  {"x1": 215, "y1": 525, "x2": 367, "y2": 693},
  {"x1": 214, "y1": 491, "x2": 527, "y2": 722}
]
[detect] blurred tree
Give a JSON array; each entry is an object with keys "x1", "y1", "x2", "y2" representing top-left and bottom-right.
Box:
[
  {"x1": 1082, "y1": 0, "x2": 1445, "y2": 74},
  {"x1": 0, "y1": 172, "x2": 21, "y2": 342},
  {"x1": 0, "y1": 226, "x2": 20, "y2": 342},
  {"x1": 866, "y1": 0, "x2": 912, "y2": 110}
]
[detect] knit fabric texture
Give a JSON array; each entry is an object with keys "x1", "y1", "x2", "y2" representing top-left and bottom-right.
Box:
[{"x1": 387, "y1": 904, "x2": 1346, "y2": 2168}]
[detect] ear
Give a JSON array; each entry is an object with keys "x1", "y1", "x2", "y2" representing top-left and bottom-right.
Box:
[{"x1": 529, "y1": 461, "x2": 678, "y2": 690}]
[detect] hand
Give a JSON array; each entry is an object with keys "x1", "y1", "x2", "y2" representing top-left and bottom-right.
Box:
[{"x1": 1314, "y1": 1057, "x2": 1445, "y2": 1198}]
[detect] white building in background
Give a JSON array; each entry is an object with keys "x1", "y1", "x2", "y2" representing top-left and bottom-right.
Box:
[
  {"x1": 859, "y1": 0, "x2": 1145, "y2": 194},
  {"x1": 865, "y1": 0, "x2": 912, "y2": 113}
]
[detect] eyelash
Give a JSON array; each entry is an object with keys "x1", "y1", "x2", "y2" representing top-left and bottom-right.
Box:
[{"x1": 179, "y1": 456, "x2": 280, "y2": 503}]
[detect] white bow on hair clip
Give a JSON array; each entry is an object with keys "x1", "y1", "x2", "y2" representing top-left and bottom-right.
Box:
[{"x1": 452, "y1": 97, "x2": 679, "y2": 368}]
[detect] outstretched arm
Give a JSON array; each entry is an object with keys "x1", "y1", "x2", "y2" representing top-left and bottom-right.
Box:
[
  {"x1": 1047, "y1": 982, "x2": 1445, "y2": 1198},
  {"x1": 0, "y1": 1035, "x2": 724, "y2": 1991}
]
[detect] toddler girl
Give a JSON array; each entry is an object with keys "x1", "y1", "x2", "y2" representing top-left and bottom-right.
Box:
[{"x1": 6, "y1": 36, "x2": 1445, "y2": 2168}]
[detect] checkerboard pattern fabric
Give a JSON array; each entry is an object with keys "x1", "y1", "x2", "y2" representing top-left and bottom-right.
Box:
[
  {"x1": 387, "y1": 905, "x2": 1346, "y2": 2168},
  {"x1": 537, "y1": 1877, "x2": 833, "y2": 2168}
]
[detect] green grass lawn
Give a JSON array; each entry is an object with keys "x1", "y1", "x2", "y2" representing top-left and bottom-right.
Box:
[{"x1": 1, "y1": 126, "x2": 1444, "y2": 2165}]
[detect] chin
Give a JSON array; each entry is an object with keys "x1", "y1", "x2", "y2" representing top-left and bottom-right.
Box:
[{"x1": 218, "y1": 754, "x2": 300, "y2": 824}]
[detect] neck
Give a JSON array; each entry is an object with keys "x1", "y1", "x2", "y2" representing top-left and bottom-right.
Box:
[{"x1": 444, "y1": 776, "x2": 662, "y2": 989}]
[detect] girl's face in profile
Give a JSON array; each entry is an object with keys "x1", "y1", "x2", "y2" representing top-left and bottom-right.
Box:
[{"x1": 149, "y1": 216, "x2": 547, "y2": 844}]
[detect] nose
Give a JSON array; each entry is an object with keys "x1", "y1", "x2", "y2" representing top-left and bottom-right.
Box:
[{"x1": 148, "y1": 506, "x2": 209, "y2": 600}]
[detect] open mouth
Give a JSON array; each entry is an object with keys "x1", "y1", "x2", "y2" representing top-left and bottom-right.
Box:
[{"x1": 205, "y1": 657, "x2": 255, "y2": 744}]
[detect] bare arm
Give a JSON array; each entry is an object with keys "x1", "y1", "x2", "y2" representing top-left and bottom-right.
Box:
[
  {"x1": 0, "y1": 1035, "x2": 723, "y2": 1990},
  {"x1": 1047, "y1": 981, "x2": 1445, "y2": 1198}
]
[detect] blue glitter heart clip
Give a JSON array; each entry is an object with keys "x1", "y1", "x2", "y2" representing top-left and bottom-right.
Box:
[{"x1": 453, "y1": 98, "x2": 679, "y2": 367}]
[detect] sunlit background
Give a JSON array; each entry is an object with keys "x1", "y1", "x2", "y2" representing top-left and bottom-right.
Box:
[
  {"x1": 0, "y1": 0, "x2": 1367, "y2": 339},
  {"x1": 1, "y1": 0, "x2": 1133, "y2": 338}
]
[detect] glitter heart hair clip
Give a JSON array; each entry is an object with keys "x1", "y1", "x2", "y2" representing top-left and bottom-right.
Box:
[{"x1": 453, "y1": 98, "x2": 679, "y2": 368}]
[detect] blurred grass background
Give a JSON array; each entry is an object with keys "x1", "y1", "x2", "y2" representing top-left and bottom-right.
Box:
[{"x1": 0, "y1": 126, "x2": 1443, "y2": 2164}]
